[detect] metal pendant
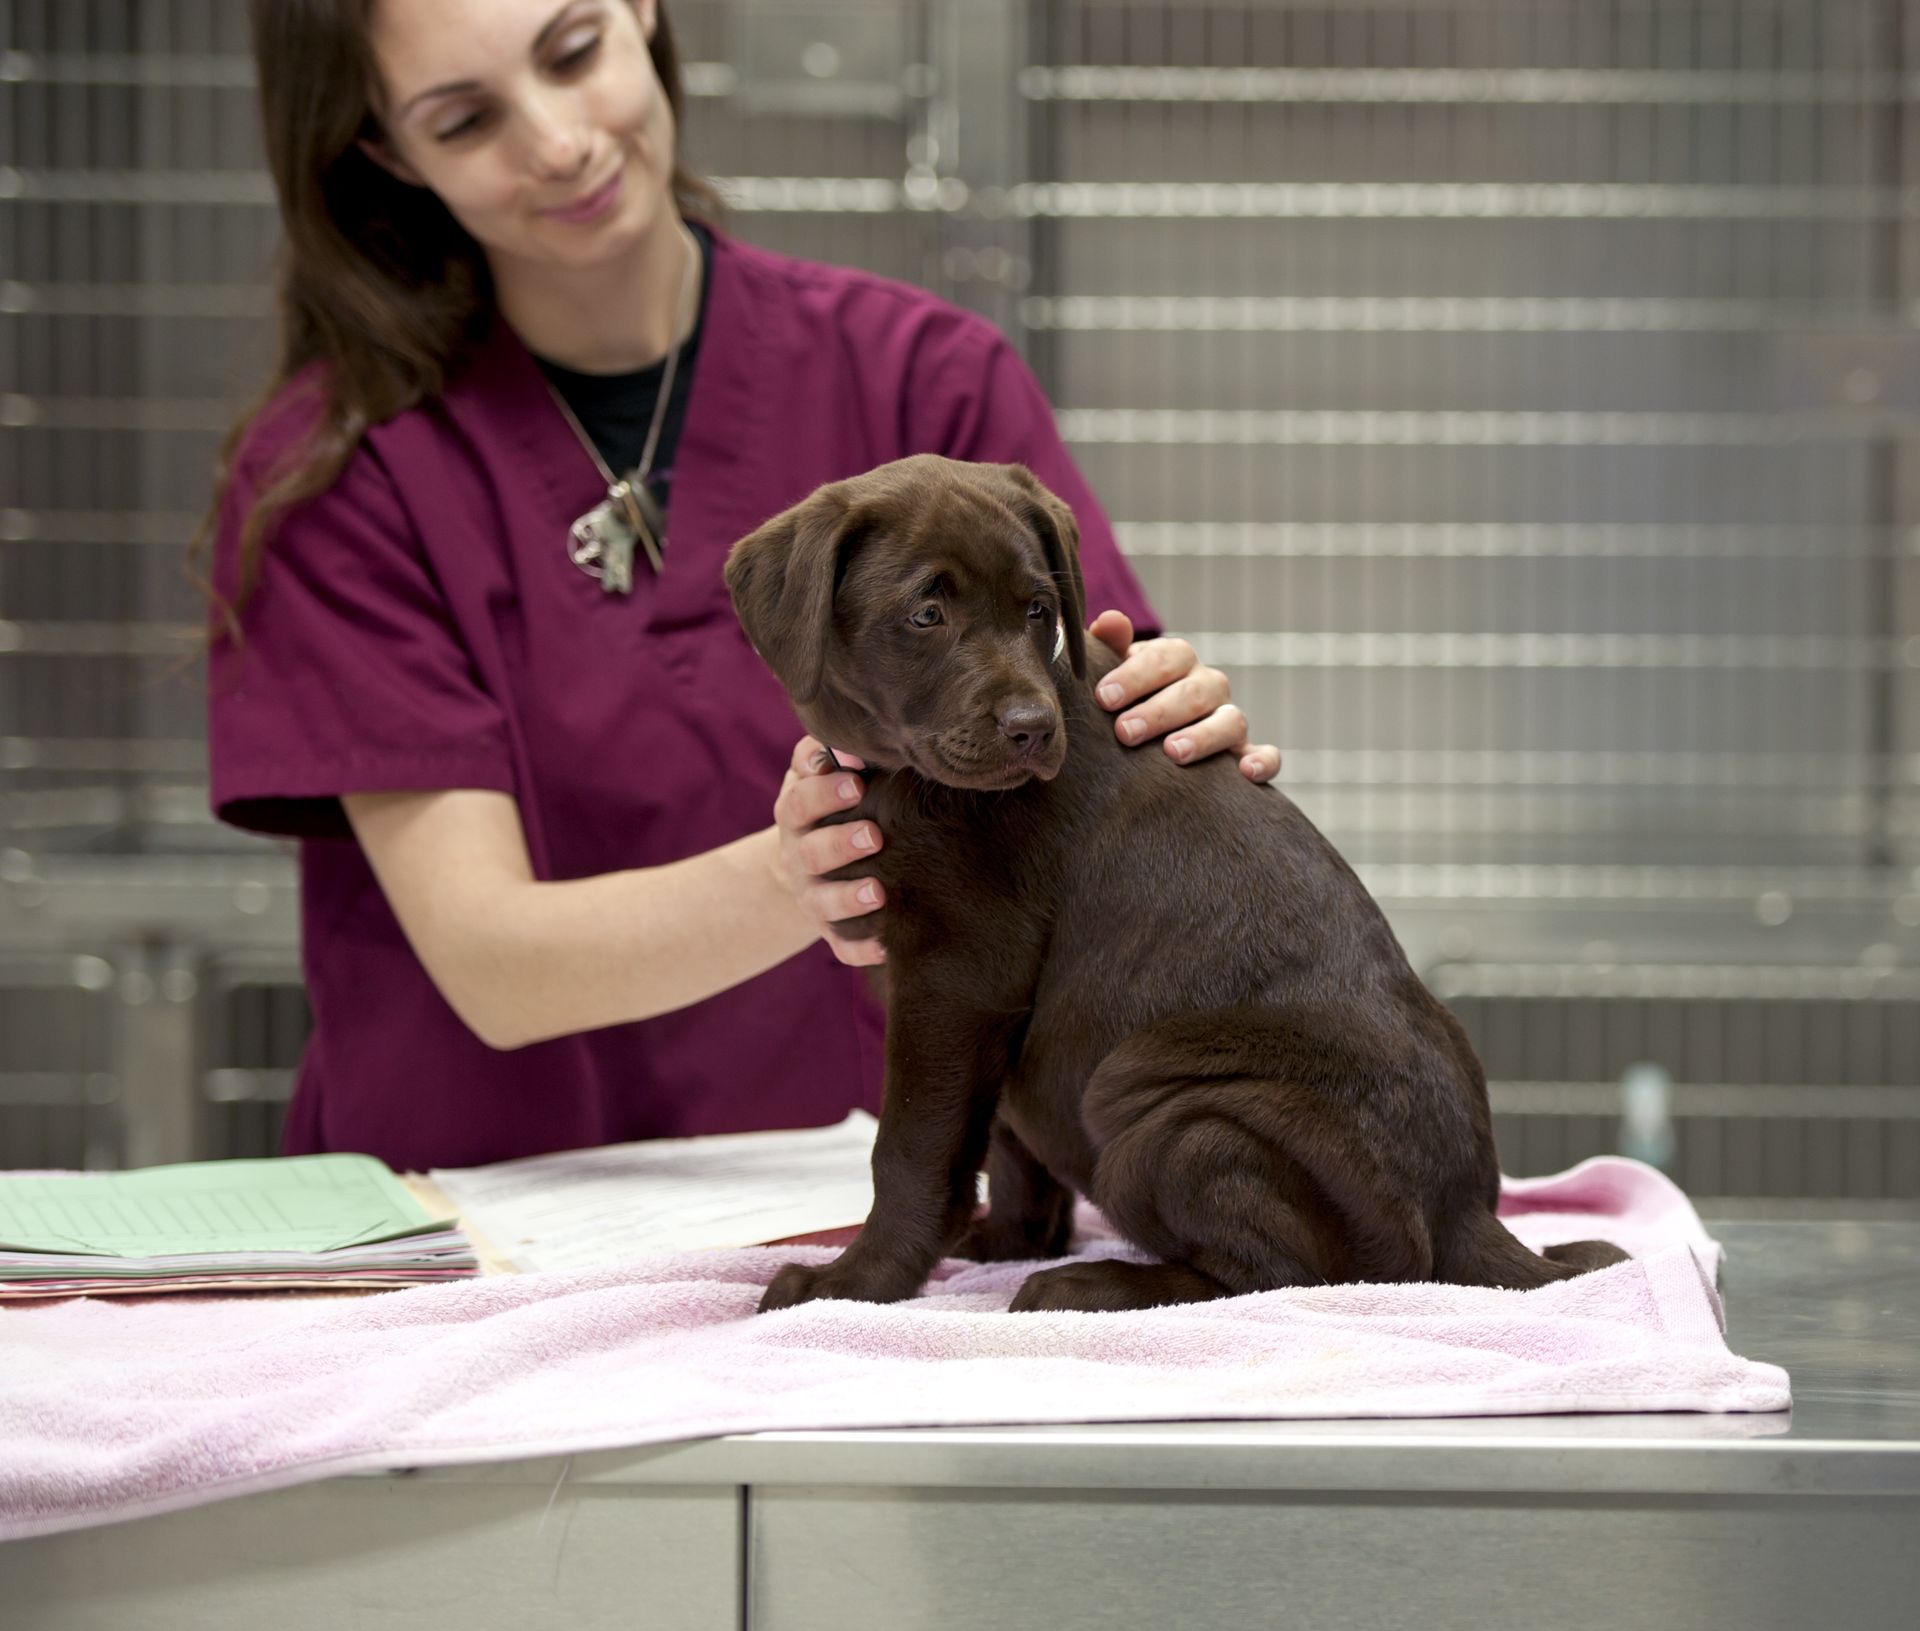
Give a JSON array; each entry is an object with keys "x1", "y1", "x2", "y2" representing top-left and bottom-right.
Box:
[{"x1": 568, "y1": 479, "x2": 665, "y2": 596}]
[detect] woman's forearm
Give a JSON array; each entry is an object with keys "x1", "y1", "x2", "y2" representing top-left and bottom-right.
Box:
[{"x1": 465, "y1": 826, "x2": 822, "y2": 1049}]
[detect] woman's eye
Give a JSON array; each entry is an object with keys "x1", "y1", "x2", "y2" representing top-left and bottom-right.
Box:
[
  {"x1": 908, "y1": 605, "x2": 943, "y2": 629},
  {"x1": 434, "y1": 109, "x2": 489, "y2": 142},
  {"x1": 553, "y1": 37, "x2": 602, "y2": 73}
]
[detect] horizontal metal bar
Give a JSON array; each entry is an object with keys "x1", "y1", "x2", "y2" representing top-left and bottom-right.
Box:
[
  {"x1": 0, "y1": 953, "x2": 114, "y2": 991},
  {"x1": 0, "y1": 783, "x2": 215, "y2": 833},
  {"x1": 0, "y1": 169, "x2": 921, "y2": 214},
  {"x1": 0, "y1": 621, "x2": 198, "y2": 656},
  {"x1": 1431, "y1": 960, "x2": 1920, "y2": 998},
  {"x1": 1488, "y1": 1079, "x2": 1920, "y2": 1119},
  {"x1": 0, "y1": 169, "x2": 276, "y2": 206},
  {"x1": 1277, "y1": 749, "x2": 1905, "y2": 791},
  {"x1": 2, "y1": 514, "x2": 1905, "y2": 559},
  {"x1": 1185, "y1": 631, "x2": 1903, "y2": 670},
  {"x1": 0, "y1": 50, "x2": 255, "y2": 88},
  {"x1": 9, "y1": 739, "x2": 1899, "y2": 794},
  {"x1": 0, "y1": 1072, "x2": 115, "y2": 1108},
  {"x1": 1, "y1": 738, "x2": 206, "y2": 773},
  {"x1": 34, "y1": 397, "x2": 1916, "y2": 448},
  {"x1": 1021, "y1": 66, "x2": 1920, "y2": 106},
  {"x1": 1, "y1": 509, "x2": 202, "y2": 544},
  {"x1": 3, "y1": 396, "x2": 233, "y2": 431},
  {"x1": 1687, "y1": 1197, "x2": 1920, "y2": 1221},
  {"x1": 1115, "y1": 522, "x2": 1911, "y2": 559},
  {"x1": 0, "y1": 51, "x2": 736, "y2": 96},
  {"x1": 1, "y1": 280, "x2": 269, "y2": 318},
  {"x1": 0, "y1": 620, "x2": 1901, "y2": 673},
  {"x1": 14, "y1": 173, "x2": 1910, "y2": 223},
  {"x1": 45, "y1": 285, "x2": 1899, "y2": 335},
  {"x1": 1025, "y1": 295, "x2": 1914, "y2": 334},
  {"x1": 11, "y1": 737, "x2": 1904, "y2": 787},
  {"x1": 1371, "y1": 866, "x2": 1906, "y2": 908},
  {"x1": 1008, "y1": 181, "x2": 1918, "y2": 221},
  {"x1": 204, "y1": 1068, "x2": 295, "y2": 1104},
  {"x1": 1060, "y1": 408, "x2": 1920, "y2": 446},
  {"x1": 1308, "y1": 794, "x2": 1874, "y2": 840}
]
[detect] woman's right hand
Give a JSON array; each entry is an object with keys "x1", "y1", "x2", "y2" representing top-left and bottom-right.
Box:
[{"x1": 771, "y1": 735, "x2": 887, "y2": 966}]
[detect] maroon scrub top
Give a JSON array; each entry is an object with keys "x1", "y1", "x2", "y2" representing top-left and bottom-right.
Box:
[{"x1": 208, "y1": 228, "x2": 1160, "y2": 1172}]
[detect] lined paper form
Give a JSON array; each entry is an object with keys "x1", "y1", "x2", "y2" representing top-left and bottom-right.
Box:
[
  {"x1": 428, "y1": 1111, "x2": 880, "y2": 1272},
  {"x1": 0, "y1": 1156, "x2": 479, "y2": 1297},
  {"x1": 0, "y1": 1156, "x2": 445, "y2": 1258}
]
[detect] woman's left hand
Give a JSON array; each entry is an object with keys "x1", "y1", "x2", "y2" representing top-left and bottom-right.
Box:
[{"x1": 1088, "y1": 610, "x2": 1282, "y2": 784}]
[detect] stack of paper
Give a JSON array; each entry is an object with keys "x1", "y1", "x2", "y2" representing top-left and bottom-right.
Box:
[
  {"x1": 0, "y1": 1154, "x2": 480, "y2": 1299},
  {"x1": 428, "y1": 1110, "x2": 882, "y2": 1272}
]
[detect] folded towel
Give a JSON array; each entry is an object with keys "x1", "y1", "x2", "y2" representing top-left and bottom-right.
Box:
[{"x1": 0, "y1": 1156, "x2": 1787, "y2": 1541}]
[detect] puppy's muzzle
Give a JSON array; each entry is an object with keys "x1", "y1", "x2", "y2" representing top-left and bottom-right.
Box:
[{"x1": 997, "y1": 699, "x2": 1058, "y2": 763}]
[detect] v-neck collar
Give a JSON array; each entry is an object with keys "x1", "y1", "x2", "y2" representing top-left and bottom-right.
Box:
[{"x1": 455, "y1": 226, "x2": 771, "y2": 642}]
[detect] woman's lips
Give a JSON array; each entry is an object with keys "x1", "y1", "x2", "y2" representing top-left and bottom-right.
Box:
[{"x1": 544, "y1": 170, "x2": 621, "y2": 223}]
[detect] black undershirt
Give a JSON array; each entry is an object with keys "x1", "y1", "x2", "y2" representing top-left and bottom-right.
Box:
[{"x1": 533, "y1": 220, "x2": 711, "y2": 531}]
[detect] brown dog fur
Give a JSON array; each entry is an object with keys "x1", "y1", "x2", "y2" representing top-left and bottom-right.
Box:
[{"x1": 725, "y1": 455, "x2": 1626, "y2": 1313}]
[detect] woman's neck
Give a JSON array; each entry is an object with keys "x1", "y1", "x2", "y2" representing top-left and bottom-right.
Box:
[{"x1": 492, "y1": 214, "x2": 699, "y2": 374}]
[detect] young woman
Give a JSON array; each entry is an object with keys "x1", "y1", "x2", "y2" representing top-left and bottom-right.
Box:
[{"x1": 203, "y1": 0, "x2": 1281, "y2": 1171}]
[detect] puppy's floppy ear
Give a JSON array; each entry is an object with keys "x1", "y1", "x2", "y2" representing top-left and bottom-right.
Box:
[
  {"x1": 999, "y1": 464, "x2": 1088, "y2": 680},
  {"x1": 724, "y1": 488, "x2": 858, "y2": 706}
]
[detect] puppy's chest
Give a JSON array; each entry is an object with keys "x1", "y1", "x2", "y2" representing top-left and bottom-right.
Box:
[{"x1": 860, "y1": 784, "x2": 1054, "y2": 931}]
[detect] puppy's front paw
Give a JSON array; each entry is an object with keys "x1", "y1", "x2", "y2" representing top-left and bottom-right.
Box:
[
  {"x1": 757, "y1": 1262, "x2": 830, "y2": 1313},
  {"x1": 756, "y1": 1259, "x2": 918, "y2": 1312}
]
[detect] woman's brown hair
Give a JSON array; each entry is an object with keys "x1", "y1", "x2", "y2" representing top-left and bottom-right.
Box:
[{"x1": 191, "y1": 0, "x2": 722, "y2": 642}]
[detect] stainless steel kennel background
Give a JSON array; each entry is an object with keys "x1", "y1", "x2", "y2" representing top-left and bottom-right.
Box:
[{"x1": 2, "y1": 0, "x2": 1917, "y2": 1212}]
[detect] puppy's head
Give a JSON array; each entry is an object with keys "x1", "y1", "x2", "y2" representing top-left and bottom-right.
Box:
[{"x1": 725, "y1": 455, "x2": 1088, "y2": 790}]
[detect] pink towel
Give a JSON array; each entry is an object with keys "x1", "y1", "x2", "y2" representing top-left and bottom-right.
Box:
[{"x1": 0, "y1": 1157, "x2": 1787, "y2": 1540}]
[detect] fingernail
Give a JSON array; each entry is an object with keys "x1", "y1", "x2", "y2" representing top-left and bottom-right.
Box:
[
  {"x1": 1097, "y1": 683, "x2": 1123, "y2": 708},
  {"x1": 1169, "y1": 737, "x2": 1192, "y2": 761},
  {"x1": 852, "y1": 825, "x2": 875, "y2": 851},
  {"x1": 857, "y1": 882, "x2": 879, "y2": 906},
  {"x1": 1119, "y1": 718, "x2": 1145, "y2": 744},
  {"x1": 837, "y1": 778, "x2": 858, "y2": 801}
]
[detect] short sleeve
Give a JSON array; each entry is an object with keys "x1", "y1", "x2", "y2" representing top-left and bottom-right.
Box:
[
  {"x1": 906, "y1": 317, "x2": 1161, "y2": 639},
  {"x1": 207, "y1": 416, "x2": 516, "y2": 840}
]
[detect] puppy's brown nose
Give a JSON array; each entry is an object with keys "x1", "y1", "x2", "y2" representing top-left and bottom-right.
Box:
[{"x1": 997, "y1": 701, "x2": 1057, "y2": 757}]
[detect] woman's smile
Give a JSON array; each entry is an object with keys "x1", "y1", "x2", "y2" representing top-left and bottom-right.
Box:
[{"x1": 542, "y1": 164, "x2": 623, "y2": 223}]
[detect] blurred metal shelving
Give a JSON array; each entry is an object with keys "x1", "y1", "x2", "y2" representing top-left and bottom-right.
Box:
[{"x1": 2, "y1": 0, "x2": 1917, "y2": 1214}]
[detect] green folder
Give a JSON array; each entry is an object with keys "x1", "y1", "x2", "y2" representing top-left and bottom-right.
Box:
[{"x1": 0, "y1": 1154, "x2": 444, "y2": 1261}]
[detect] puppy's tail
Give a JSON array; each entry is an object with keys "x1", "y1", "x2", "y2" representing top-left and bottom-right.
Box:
[{"x1": 1435, "y1": 1210, "x2": 1629, "y2": 1290}]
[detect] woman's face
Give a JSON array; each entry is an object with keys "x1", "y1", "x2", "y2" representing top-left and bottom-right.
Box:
[{"x1": 365, "y1": 0, "x2": 676, "y2": 274}]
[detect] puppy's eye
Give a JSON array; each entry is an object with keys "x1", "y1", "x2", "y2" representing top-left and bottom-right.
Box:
[
  {"x1": 1028, "y1": 599, "x2": 1051, "y2": 621},
  {"x1": 908, "y1": 605, "x2": 944, "y2": 629}
]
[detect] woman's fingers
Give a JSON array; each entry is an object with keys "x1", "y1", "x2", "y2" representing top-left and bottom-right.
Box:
[
  {"x1": 1156, "y1": 700, "x2": 1244, "y2": 764},
  {"x1": 1088, "y1": 607, "x2": 1135, "y2": 658},
  {"x1": 789, "y1": 735, "x2": 867, "y2": 777},
  {"x1": 1239, "y1": 744, "x2": 1283, "y2": 783},
  {"x1": 1112, "y1": 668, "x2": 1232, "y2": 748},
  {"x1": 795, "y1": 817, "x2": 883, "y2": 878},
  {"x1": 778, "y1": 764, "x2": 866, "y2": 831},
  {"x1": 824, "y1": 931, "x2": 888, "y2": 967}
]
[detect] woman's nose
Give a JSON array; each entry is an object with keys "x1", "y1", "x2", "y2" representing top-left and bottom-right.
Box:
[{"x1": 521, "y1": 90, "x2": 589, "y2": 180}]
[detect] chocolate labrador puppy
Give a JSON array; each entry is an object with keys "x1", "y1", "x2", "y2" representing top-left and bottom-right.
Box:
[{"x1": 726, "y1": 454, "x2": 1625, "y2": 1314}]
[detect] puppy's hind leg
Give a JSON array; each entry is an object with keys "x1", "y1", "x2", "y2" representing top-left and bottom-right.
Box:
[
  {"x1": 1435, "y1": 1210, "x2": 1629, "y2": 1289},
  {"x1": 951, "y1": 1115, "x2": 1076, "y2": 1262},
  {"x1": 1007, "y1": 1020, "x2": 1414, "y2": 1315}
]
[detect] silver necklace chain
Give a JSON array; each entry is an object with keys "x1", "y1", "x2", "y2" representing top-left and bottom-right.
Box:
[{"x1": 546, "y1": 224, "x2": 701, "y2": 594}]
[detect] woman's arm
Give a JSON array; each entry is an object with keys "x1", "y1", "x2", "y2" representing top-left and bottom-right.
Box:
[{"x1": 344, "y1": 756, "x2": 884, "y2": 1051}]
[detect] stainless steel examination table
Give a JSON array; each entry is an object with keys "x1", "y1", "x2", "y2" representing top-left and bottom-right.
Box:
[{"x1": 5, "y1": 1220, "x2": 1916, "y2": 1631}]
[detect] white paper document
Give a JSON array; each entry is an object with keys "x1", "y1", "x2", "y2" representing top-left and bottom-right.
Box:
[{"x1": 427, "y1": 1112, "x2": 879, "y2": 1272}]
